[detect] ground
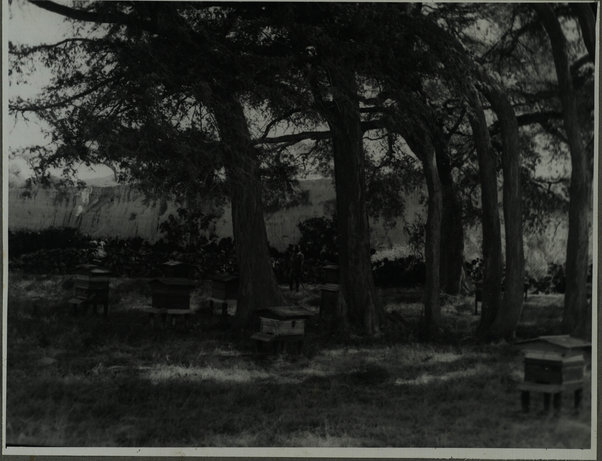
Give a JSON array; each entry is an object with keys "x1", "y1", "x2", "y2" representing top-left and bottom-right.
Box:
[{"x1": 5, "y1": 272, "x2": 592, "y2": 448}]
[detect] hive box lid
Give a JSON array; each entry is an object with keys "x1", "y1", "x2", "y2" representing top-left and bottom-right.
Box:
[
  {"x1": 258, "y1": 306, "x2": 314, "y2": 319},
  {"x1": 162, "y1": 260, "x2": 187, "y2": 267},
  {"x1": 516, "y1": 335, "x2": 591, "y2": 356},
  {"x1": 524, "y1": 351, "x2": 585, "y2": 363}
]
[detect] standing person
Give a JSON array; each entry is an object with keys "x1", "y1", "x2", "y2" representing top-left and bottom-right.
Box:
[{"x1": 289, "y1": 245, "x2": 304, "y2": 292}]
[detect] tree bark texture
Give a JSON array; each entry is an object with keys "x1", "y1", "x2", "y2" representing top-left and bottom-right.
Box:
[
  {"x1": 212, "y1": 92, "x2": 285, "y2": 331},
  {"x1": 466, "y1": 85, "x2": 503, "y2": 336},
  {"x1": 536, "y1": 5, "x2": 592, "y2": 339},
  {"x1": 316, "y1": 68, "x2": 382, "y2": 335},
  {"x1": 435, "y1": 139, "x2": 465, "y2": 295},
  {"x1": 403, "y1": 128, "x2": 443, "y2": 333},
  {"x1": 480, "y1": 80, "x2": 525, "y2": 339}
]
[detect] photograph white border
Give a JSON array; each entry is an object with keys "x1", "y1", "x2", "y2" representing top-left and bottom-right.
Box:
[{"x1": 1, "y1": 0, "x2": 599, "y2": 459}]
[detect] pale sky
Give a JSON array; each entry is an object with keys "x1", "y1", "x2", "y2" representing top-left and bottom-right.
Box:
[{"x1": 6, "y1": 0, "x2": 115, "y2": 184}]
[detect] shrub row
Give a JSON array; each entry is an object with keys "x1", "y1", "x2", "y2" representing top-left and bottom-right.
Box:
[{"x1": 9, "y1": 225, "x2": 578, "y2": 292}]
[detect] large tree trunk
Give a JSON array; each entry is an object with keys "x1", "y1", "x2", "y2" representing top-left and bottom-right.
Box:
[
  {"x1": 435, "y1": 139, "x2": 465, "y2": 295},
  {"x1": 481, "y1": 81, "x2": 525, "y2": 339},
  {"x1": 466, "y1": 85, "x2": 503, "y2": 337},
  {"x1": 536, "y1": 5, "x2": 592, "y2": 340},
  {"x1": 315, "y1": 69, "x2": 382, "y2": 335},
  {"x1": 212, "y1": 92, "x2": 285, "y2": 331},
  {"x1": 422, "y1": 137, "x2": 443, "y2": 334},
  {"x1": 404, "y1": 129, "x2": 443, "y2": 334}
]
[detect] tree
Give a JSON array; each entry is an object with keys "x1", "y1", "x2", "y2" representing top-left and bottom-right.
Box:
[
  {"x1": 305, "y1": 39, "x2": 383, "y2": 335},
  {"x1": 534, "y1": 4, "x2": 592, "y2": 339},
  {"x1": 396, "y1": 115, "x2": 443, "y2": 335},
  {"x1": 478, "y1": 75, "x2": 525, "y2": 339},
  {"x1": 14, "y1": 1, "x2": 285, "y2": 330},
  {"x1": 465, "y1": 84, "x2": 504, "y2": 335}
]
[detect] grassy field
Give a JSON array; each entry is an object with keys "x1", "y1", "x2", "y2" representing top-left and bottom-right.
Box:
[{"x1": 5, "y1": 272, "x2": 592, "y2": 448}]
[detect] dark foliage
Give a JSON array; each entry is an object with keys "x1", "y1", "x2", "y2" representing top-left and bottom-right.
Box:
[
  {"x1": 372, "y1": 256, "x2": 426, "y2": 288},
  {"x1": 8, "y1": 227, "x2": 237, "y2": 278},
  {"x1": 297, "y1": 216, "x2": 338, "y2": 262},
  {"x1": 9, "y1": 228, "x2": 90, "y2": 258},
  {"x1": 158, "y1": 207, "x2": 220, "y2": 252}
]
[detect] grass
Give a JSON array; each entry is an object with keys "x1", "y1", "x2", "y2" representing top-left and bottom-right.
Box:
[{"x1": 5, "y1": 272, "x2": 592, "y2": 448}]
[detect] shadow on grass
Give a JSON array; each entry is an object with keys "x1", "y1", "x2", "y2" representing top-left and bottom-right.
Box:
[{"x1": 6, "y1": 276, "x2": 589, "y2": 448}]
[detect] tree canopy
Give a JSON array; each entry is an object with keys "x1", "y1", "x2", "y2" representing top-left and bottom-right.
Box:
[{"x1": 9, "y1": 1, "x2": 595, "y2": 339}]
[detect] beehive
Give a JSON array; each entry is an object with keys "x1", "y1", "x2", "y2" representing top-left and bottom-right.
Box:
[
  {"x1": 149, "y1": 278, "x2": 196, "y2": 310},
  {"x1": 74, "y1": 267, "x2": 110, "y2": 299},
  {"x1": 208, "y1": 273, "x2": 239, "y2": 300},
  {"x1": 322, "y1": 265, "x2": 339, "y2": 284},
  {"x1": 319, "y1": 283, "x2": 339, "y2": 319},
  {"x1": 70, "y1": 266, "x2": 111, "y2": 315},
  {"x1": 524, "y1": 352, "x2": 584, "y2": 385},
  {"x1": 517, "y1": 335, "x2": 589, "y2": 386}
]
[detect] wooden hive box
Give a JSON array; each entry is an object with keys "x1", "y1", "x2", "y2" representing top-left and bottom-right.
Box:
[
  {"x1": 319, "y1": 283, "x2": 339, "y2": 318},
  {"x1": 149, "y1": 278, "x2": 196, "y2": 310},
  {"x1": 322, "y1": 265, "x2": 339, "y2": 284},
  {"x1": 517, "y1": 335, "x2": 589, "y2": 387},
  {"x1": 209, "y1": 273, "x2": 239, "y2": 300},
  {"x1": 257, "y1": 306, "x2": 313, "y2": 337},
  {"x1": 74, "y1": 268, "x2": 110, "y2": 296},
  {"x1": 523, "y1": 352, "x2": 584, "y2": 385}
]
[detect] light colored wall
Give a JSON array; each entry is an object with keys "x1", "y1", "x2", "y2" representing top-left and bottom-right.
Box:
[{"x1": 8, "y1": 179, "x2": 573, "y2": 275}]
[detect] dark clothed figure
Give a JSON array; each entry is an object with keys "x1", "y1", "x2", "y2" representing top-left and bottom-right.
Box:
[{"x1": 289, "y1": 246, "x2": 304, "y2": 292}]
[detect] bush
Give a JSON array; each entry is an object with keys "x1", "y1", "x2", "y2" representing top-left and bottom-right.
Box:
[
  {"x1": 372, "y1": 255, "x2": 425, "y2": 288},
  {"x1": 297, "y1": 216, "x2": 337, "y2": 262},
  {"x1": 9, "y1": 228, "x2": 90, "y2": 258},
  {"x1": 9, "y1": 227, "x2": 237, "y2": 277}
]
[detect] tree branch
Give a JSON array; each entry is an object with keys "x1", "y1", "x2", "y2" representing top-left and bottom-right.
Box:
[
  {"x1": 257, "y1": 108, "x2": 306, "y2": 141},
  {"x1": 9, "y1": 77, "x2": 117, "y2": 112},
  {"x1": 490, "y1": 110, "x2": 563, "y2": 133},
  {"x1": 255, "y1": 118, "x2": 388, "y2": 145},
  {"x1": 254, "y1": 130, "x2": 330, "y2": 145},
  {"x1": 29, "y1": 1, "x2": 140, "y2": 27}
]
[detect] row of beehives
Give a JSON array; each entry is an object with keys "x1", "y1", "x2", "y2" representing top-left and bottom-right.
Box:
[{"x1": 69, "y1": 261, "x2": 342, "y2": 353}]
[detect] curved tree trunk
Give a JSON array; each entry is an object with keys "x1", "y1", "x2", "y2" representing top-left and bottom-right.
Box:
[
  {"x1": 435, "y1": 139, "x2": 465, "y2": 295},
  {"x1": 536, "y1": 5, "x2": 592, "y2": 340},
  {"x1": 466, "y1": 85, "x2": 503, "y2": 337},
  {"x1": 212, "y1": 92, "x2": 284, "y2": 331},
  {"x1": 422, "y1": 137, "x2": 443, "y2": 335},
  {"x1": 315, "y1": 68, "x2": 382, "y2": 336},
  {"x1": 480, "y1": 81, "x2": 525, "y2": 339},
  {"x1": 404, "y1": 128, "x2": 443, "y2": 335}
]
